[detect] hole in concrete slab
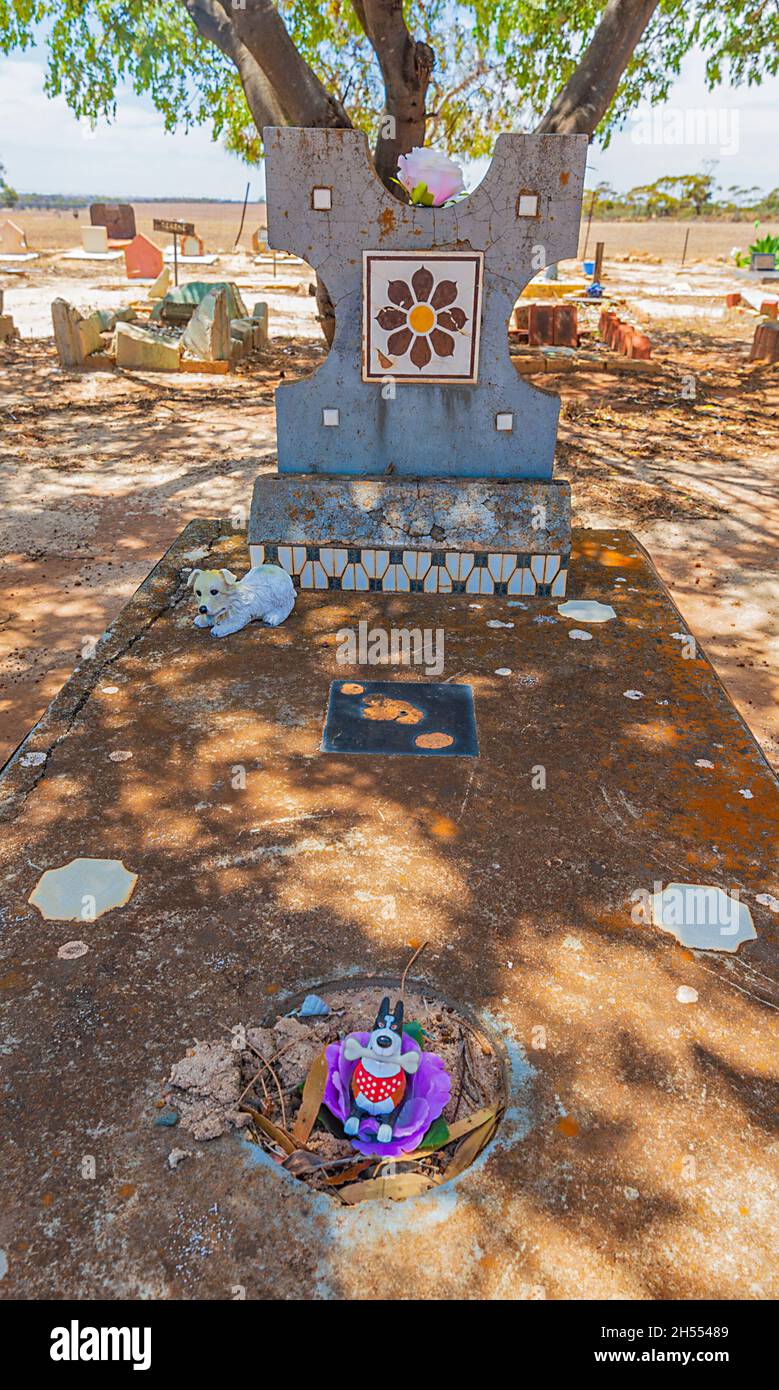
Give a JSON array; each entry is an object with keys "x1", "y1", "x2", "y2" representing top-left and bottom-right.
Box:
[{"x1": 165, "y1": 980, "x2": 508, "y2": 1204}]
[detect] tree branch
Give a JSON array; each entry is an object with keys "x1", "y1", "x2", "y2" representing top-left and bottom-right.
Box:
[
  {"x1": 217, "y1": 0, "x2": 350, "y2": 129},
  {"x1": 355, "y1": 0, "x2": 435, "y2": 184},
  {"x1": 536, "y1": 0, "x2": 659, "y2": 135},
  {"x1": 181, "y1": 0, "x2": 288, "y2": 128}
]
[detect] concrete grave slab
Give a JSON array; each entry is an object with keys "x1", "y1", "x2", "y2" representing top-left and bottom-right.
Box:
[
  {"x1": 114, "y1": 322, "x2": 180, "y2": 371},
  {"x1": 0, "y1": 519, "x2": 777, "y2": 1299}
]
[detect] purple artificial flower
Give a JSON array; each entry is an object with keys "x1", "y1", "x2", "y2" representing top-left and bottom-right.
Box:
[{"x1": 323, "y1": 1031, "x2": 451, "y2": 1158}]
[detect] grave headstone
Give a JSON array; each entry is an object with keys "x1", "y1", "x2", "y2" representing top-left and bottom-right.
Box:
[
  {"x1": 180, "y1": 289, "x2": 231, "y2": 362},
  {"x1": 249, "y1": 127, "x2": 587, "y2": 597},
  {"x1": 82, "y1": 224, "x2": 109, "y2": 254},
  {"x1": 0, "y1": 220, "x2": 27, "y2": 254},
  {"x1": 90, "y1": 202, "x2": 136, "y2": 242},
  {"x1": 125, "y1": 234, "x2": 164, "y2": 281}
]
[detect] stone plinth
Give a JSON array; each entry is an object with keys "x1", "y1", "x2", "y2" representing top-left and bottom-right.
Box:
[{"x1": 249, "y1": 475, "x2": 570, "y2": 594}]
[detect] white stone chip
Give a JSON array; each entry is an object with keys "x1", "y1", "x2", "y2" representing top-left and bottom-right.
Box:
[
  {"x1": 57, "y1": 940, "x2": 89, "y2": 960},
  {"x1": 557, "y1": 600, "x2": 616, "y2": 623},
  {"x1": 624, "y1": 690, "x2": 644, "y2": 700},
  {"x1": 20, "y1": 751, "x2": 46, "y2": 767},
  {"x1": 756, "y1": 893, "x2": 779, "y2": 913},
  {"x1": 569, "y1": 629, "x2": 592, "y2": 641},
  {"x1": 651, "y1": 882, "x2": 756, "y2": 953},
  {"x1": 29, "y1": 858, "x2": 138, "y2": 922},
  {"x1": 494, "y1": 668, "x2": 512, "y2": 676},
  {"x1": 676, "y1": 986, "x2": 699, "y2": 1005}
]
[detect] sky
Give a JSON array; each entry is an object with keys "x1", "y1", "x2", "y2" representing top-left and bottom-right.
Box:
[{"x1": 1, "y1": 41, "x2": 777, "y2": 201}]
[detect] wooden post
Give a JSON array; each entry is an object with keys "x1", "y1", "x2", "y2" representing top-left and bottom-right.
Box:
[
  {"x1": 594, "y1": 241, "x2": 605, "y2": 283},
  {"x1": 681, "y1": 228, "x2": 690, "y2": 266},
  {"x1": 153, "y1": 218, "x2": 194, "y2": 290},
  {"x1": 581, "y1": 190, "x2": 596, "y2": 261}
]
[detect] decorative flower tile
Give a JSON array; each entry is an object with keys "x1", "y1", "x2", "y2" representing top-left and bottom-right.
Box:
[{"x1": 363, "y1": 251, "x2": 484, "y2": 384}]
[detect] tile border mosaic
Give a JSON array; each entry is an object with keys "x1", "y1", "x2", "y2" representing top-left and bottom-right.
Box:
[{"x1": 249, "y1": 544, "x2": 569, "y2": 596}]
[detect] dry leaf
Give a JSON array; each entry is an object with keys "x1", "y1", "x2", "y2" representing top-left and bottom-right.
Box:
[
  {"x1": 282, "y1": 1149, "x2": 325, "y2": 1176},
  {"x1": 381, "y1": 1106, "x2": 500, "y2": 1163},
  {"x1": 324, "y1": 1159, "x2": 373, "y2": 1186},
  {"x1": 339, "y1": 1173, "x2": 434, "y2": 1204},
  {"x1": 292, "y1": 1049, "x2": 329, "y2": 1147},
  {"x1": 240, "y1": 1104, "x2": 297, "y2": 1155},
  {"x1": 442, "y1": 1115, "x2": 498, "y2": 1182}
]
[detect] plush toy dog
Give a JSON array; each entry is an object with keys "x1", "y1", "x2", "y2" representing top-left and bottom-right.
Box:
[
  {"x1": 187, "y1": 565, "x2": 296, "y2": 637},
  {"x1": 343, "y1": 997, "x2": 420, "y2": 1145}
]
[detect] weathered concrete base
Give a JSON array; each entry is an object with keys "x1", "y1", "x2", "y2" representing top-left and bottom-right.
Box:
[
  {"x1": 1, "y1": 520, "x2": 777, "y2": 1299},
  {"x1": 249, "y1": 475, "x2": 571, "y2": 595}
]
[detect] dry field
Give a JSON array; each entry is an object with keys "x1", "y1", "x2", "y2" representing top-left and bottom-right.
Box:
[
  {"x1": 9, "y1": 205, "x2": 777, "y2": 261},
  {"x1": 9, "y1": 201, "x2": 268, "y2": 252}
]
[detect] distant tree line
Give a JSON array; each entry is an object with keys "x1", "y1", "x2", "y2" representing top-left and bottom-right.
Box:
[
  {"x1": 4, "y1": 193, "x2": 264, "y2": 209},
  {"x1": 586, "y1": 172, "x2": 779, "y2": 221}
]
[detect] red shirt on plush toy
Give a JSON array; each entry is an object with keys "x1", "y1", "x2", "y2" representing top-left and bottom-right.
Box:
[{"x1": 342, "y1": 996, "x2": 420, "y2": 1146}]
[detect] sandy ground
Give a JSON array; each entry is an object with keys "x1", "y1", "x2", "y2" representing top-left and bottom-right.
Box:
[{"x1": 0, "y1": 240, "x2": 777, "y2": 770}]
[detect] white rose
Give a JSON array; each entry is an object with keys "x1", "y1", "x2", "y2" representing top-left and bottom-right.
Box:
[{"x1": 397, "y1": 148, "x2": 465, "y2": 207}]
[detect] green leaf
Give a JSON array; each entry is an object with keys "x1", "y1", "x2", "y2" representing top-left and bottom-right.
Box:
[
  {"x1": 419, "y1": 1116, "x2": 450, "y2": 1150},
  {"x1": 403, "y1": 1019, "x2": 427, "y2": 1047},
  {"x1": 410, "y1": 181, "x2": 435, "y2": 207}
]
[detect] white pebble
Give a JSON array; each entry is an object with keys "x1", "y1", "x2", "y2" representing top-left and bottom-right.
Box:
[
  {"x1": 676, "y1": 986, "x2": 698, "y2": 1005},
  {"x1": 624, "y1": 690, "x2": 644, "y2": 700},
  {"x1": 738, "y1": 788, "x2": 753, "y2": 800},
  {"x1": 487, "y1": 620, "x2": 514, "y2": 628},
  {"x1": 623, "y1": 1186, "x2": 640, "y2": 1201},
  {"x1": 569, "y1": 629, "x2": 592, "y2": 641},
  {"x1": 57, "y1": 940, "x2": 89, "y2": 960},
  {"x1": 109, "y1": 751, "x2": 133, "y2": 762},
  {"x1": 756, "y1": 893, "x2": 779, "y2": 913},
  {"x1": 494, "y1": 668, "x2": 512, "y2": 676},
  {"x1": 695, "y1": 759, "x2": 714, "y2": 769},
  {"x1": 20, "y1": 751, "x2": 46, "y2": 767}
]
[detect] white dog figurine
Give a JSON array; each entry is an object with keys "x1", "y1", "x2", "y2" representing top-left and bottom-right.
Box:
[{"x1": 187, "y1": 565, "x2": 296, "y2": 637}]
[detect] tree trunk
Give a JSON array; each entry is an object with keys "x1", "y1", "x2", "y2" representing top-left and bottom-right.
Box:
[
  {"x1": 536, "y1": 0, "x2": 660, "y2": 136},
  {"x1": 183, "y1": 0, "x2": 662, "y2": 347}
]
